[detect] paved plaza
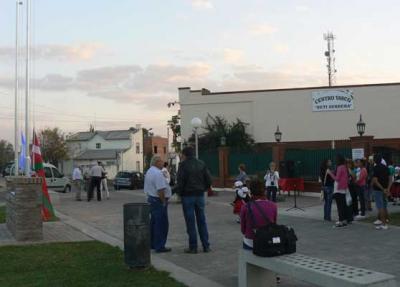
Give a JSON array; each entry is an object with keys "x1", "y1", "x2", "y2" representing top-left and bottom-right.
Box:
[
  {"x1": 51, "y1": 188, "x2": 400, "y2": 287},
  {"x1": 1, "y1": 178, "x2": 399, "y2": 287}
]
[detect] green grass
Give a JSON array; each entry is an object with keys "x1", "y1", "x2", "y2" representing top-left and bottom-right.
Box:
[
  {"x1": 0, "y1": 241, "x2": 185, "y2": 287},
  {"x1": 0, "y1": 206, "x2": 58, "y2": 223},
  {"x1": 362, "y1": 211, "x2": 400, "y2": 226},
  {"x1": 0, "y1": 205, "x2": 5, "y2": 223}
]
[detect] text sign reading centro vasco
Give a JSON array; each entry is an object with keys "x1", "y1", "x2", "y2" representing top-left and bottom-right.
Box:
[{"x1": 311, "y1": 90, "x2": 354, "y2": 112}]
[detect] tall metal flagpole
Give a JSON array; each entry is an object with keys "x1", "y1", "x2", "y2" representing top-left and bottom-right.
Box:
[
  {"x1": 24, "y1": 0, "x2": 30, "y2": 176},
  {"x1": 14, "y1": 1, "x2": 22, "y2": 175}
]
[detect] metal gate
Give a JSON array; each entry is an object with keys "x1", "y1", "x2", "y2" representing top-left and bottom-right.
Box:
[{"x1": 228, "y1": 149, "x2": 273, "y2": 176}]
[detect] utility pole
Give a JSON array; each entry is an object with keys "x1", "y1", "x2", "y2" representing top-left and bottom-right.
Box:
[{"x1": 324, "y1": 32, "x2": 337, "y2": 86}]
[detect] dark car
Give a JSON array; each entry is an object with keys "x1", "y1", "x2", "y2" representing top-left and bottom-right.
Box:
[{"x1": 114, "y1": 171, "x2": 144, "y2": 190}]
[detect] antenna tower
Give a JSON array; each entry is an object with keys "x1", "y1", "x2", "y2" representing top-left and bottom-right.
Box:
[{"x1": 323, "y1": 32, "x2": 337, "y2": 86}]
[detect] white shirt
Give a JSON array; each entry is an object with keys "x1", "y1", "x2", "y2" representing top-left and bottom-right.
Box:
[
  {"x1": 161, "y1": 167, "x2": 171, "y2": 184},
  {"x1": 72, "y1": 167, "x2": 82, "y2": 180},
  {"x1": 90, "y1": 165, "x2": 104, "y2": 177},
  {"x1": 144, "y1": 166, "x2": 171, "y2": 198},
  {"x1": 264, "y1": 170, "x2": 280, "y2": 187}
]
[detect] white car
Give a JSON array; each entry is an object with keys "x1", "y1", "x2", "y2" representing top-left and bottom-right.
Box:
[{"x1": 9, "y1": 163, "x2": 71, "y2": 193}]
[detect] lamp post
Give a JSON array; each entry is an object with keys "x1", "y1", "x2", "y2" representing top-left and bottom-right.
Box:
[
  {"x1": 220, "y1": 136, "x2": 226, "y2": 147},
  {"x1": 191, "y1": 117, "x2": 202, "y2": 159},
  {"x1": 357, "y1": 114, "x2": 366, "y2": 137},
  {"x1": 274, "y1": 125, "x2": 282, "y2": 143}
]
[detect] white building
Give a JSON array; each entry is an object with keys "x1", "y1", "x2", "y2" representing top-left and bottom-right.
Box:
[
  {"x1": 179, "y1": 83, "x2": 400, "y2": 144},
  {"x1": 62, "y1": 127, "x2": 144, "y2": 178}
]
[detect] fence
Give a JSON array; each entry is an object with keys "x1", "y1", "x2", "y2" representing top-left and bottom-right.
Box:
[
  {"x1": 284, "y1": 148, "x2": 352, "y2": 180},
  {"x1": 199, "y1": 150, "x2": 219, "y2": 177},
  {"x1": 228, "y1": 149, "x2": 273, "y2": 177}
]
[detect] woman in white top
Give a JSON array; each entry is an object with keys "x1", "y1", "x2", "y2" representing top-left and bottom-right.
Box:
[{"x1": 264, "y1": 161, "x2": 280, "y2": 202}]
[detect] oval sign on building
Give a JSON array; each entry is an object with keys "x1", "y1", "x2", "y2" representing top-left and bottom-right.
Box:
[{"x1": 312, "y1": 90, "x2": 354, "y2": 112}]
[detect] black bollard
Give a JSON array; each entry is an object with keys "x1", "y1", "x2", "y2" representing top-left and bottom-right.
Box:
[{"x1": 123, "y1": 203, "x2": 150, "y2": 268}]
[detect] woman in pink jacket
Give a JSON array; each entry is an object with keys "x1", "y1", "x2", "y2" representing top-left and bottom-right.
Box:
[{"x1": 328, "y1": 154, "x2": 350, "y2": 227}]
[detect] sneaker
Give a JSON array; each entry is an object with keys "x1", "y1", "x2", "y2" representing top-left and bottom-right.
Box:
[
  {"x1": 354, "y1": 215, "x2": 366, "y2": 220},
  {"x1": 375, "y1": 225, "x2": 388, "y2": 230},
  {"x1": 236, "y1": 218, "x2": 241, "y2": 223},
  {"x1": 155, "y1": 247, "x2": 172, "y2": 253},
  {"x1": 334, "y1": 222, "x2": 347, "y2": 228},
  {"x1": 373, "y1": 220, "x2": 383, "y2": 225},
  {"x1": 203, "y1": 247, "x2": 211, "y2": 253}
]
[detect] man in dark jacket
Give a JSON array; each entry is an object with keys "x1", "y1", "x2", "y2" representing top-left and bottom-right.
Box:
[{"x1": 177, "y1": 146, "x2": 212, "y2": 253}]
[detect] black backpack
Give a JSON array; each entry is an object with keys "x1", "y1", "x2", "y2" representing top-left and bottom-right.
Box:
[{"x1": 247, "y1": 201, "x2": 297, "y2": 257}]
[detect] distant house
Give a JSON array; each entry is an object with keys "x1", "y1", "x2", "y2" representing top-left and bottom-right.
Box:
[
  {"x1": 62, "y1": 127, "x2": 144, "y2": 178},
  {"x1": 143, "y1": 135, "x2": 168, "y2": 170}
]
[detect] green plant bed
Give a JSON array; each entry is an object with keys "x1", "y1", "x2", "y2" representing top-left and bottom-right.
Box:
[
  {"x1": 362, "y1": 211, "x2": 400, "y2": 226},
  {"x1": 0, "y1": 241, "x2": 185, "y2": 287}
]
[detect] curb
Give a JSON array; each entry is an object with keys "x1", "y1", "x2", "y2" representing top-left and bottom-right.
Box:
[{"x1": 55, "y1": 210, "x2": 224, "y2": 287}]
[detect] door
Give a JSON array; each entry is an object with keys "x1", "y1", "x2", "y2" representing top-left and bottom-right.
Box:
[
  {"x1": 51, "y1": 167, "x2": 66, "y2": 191},
  {"x1": 44, "y1": 166, "x2": 55, "y2": 189}
]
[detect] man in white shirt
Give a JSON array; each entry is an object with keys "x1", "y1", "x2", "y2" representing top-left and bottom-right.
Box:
[
  {"x1": 144, "y1": 155, "x2": 172, "y2": 253},
  {"x1": 72, "y1": 165, "x2": 83, "y2": 201},
  {"x1": 89, "y1": 162, "x2": 105, "y2": 201}
]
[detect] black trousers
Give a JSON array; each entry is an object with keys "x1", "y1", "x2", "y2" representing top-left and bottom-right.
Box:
[
  {"x1": 353, "y1": 185, "x2": 366, "y2": 216},
  {"x1": 350, "y1": 185, "x2": 359, "y2": 216},
  {"x1": 334, "y1": 193, "x2": 353, "y2": 222},
  {"x1": 89, "y1": 177, "x2": 102, "y2": 201},
  {"x1": 266, "y1": 186, "x2": 278, "y2": 202}
]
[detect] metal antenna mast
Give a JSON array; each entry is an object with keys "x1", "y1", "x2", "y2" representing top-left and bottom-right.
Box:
[{"x1": 324, "y1": 32, "x2": 337, "y2": 86}]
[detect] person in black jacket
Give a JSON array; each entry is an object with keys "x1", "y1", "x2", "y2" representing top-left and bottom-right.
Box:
[{"x1": 177, "y1": 146, "x2": 212, "y2": 254}]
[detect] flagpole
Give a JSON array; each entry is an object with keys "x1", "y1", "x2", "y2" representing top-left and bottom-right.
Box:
[
  {"x1": 14, "y1": 0, "x2": 22, "y2": 176},
  {"x1": 24, "y1": 0, "x2": 30, "y2": 176}
]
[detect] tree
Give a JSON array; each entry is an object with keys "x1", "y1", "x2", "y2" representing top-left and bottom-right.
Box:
[
  {"x1": 168, "y1": 114, "x2": 181, "y2": 152},
  {"x1": 40, "y1": 128, "x2": 69, "y2": 166},
  {"x1": 189, "y1": 114, "x2": 254, "y2": 151},
  {"x1": 0, "y1": 140, "x2": 14, "y2": 171}
]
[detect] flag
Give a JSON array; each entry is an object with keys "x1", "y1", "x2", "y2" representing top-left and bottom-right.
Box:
[
  {"x1": 19, "y1": 132, "x2": 26, "y2": 173},
  {"x1": 32, "y1": 131, "x2": 55, "y2": 221}
]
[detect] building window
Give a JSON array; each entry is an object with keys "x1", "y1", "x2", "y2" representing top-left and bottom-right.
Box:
[
  {"x1": 136, "y1": 143, "x2": 140, "y2": 154},
  {"x1": 136, "y1": 161, "x2": 140, "y2": 171},
  {"x1": 163, "y1": 146, "x2": 167, "y2": 154},
  {"x1": 96, "y1": 143, "x2": 101, "y2": 149},
  {"x1": 154, "y1": 146, "x2": 158, "y2": 154}
]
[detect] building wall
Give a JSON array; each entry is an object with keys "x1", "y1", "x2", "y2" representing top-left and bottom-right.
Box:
[
  {"x1": 144, "y1": 136, "x2": 168, "y2": 162},
  {"x1": 179, "y1": 84, "x2": 400, "y2": 143},
  {"x1": 87, "y1": 135, "x2": 131, "y2": 150}
]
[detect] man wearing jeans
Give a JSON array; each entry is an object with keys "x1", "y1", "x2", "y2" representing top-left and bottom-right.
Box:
[
  {"x1": 72, "y1": 165, "x2": 83, "y2": 201},
  {"x1": 372, "y1": 154, "x2": 390, "y2": 230},
  {"x1": 177, "y1": 146, "x2": 212, "y2": 254},
  {"x1": 144, "y1": 155, "x2": 172, "y2": 253}
]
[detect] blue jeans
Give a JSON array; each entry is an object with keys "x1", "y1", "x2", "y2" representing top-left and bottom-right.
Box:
[
  {"x1": 373, "y1": 190, "x2": 388, "y2": 210},
  {"x1": 323, "y1": 186, "x2": 334, "y2": 221},
  {"x1": 181, "y1": 196, "x2": 210, "y2": 250},
  {"x1": 147, "y1": 196, "x2": 169, "y2": 251}
]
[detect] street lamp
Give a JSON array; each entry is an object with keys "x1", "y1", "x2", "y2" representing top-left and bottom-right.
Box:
[
  {"x1": 274, "y1": 125, "x2": 282, "y2": 142},
  {"x1": 191, "y1": 117, "x2": 202, "y2": 159},
  {"x1": 357, "y1": 114, "x2": 366, "y2": 137},
  {"x1": 220, "y1": 136, "x2": 226, "y2": 147}
]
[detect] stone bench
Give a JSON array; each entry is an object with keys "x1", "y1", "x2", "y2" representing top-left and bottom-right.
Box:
[{"x1": 238, "y1": 249, "x2": 397, "y2": 287}]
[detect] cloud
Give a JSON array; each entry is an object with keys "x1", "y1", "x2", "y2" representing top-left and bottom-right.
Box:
[
  {"x1": 0, "y1": 43, "x2": 103, "y2": 62},
  {"x1": 223, "y1": 48, "x2": 245, "y2": 64},
  {"x1": 191, "y1": 0, "x2": 213, "y2": 9},
  {"x1": 295, "y1": 5, "x2": 310, "y2": 12},
  {"x1": 274, "y1": 44, "x2": 289, "y2": 54},
  {"x1": 249, "y1": 24, "x2": 277, "y2": 36}
]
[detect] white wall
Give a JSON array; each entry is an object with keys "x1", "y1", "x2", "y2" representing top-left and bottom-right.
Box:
[
  {"x1": 87, "y1": 135, "x2": 131, "y2": 150},
  {"x1": 179, "y1": 84, "x2": 400, "y2": 143}
]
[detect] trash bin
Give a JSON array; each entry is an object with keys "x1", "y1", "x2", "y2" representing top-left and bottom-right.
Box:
[{"x1": 123, "y1": 203, "x2": 150, "y2": 268}]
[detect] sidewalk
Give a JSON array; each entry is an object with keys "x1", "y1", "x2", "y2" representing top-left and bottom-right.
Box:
[{"x1": 53, "y1": 188, "x2": 400, "y2": 287}]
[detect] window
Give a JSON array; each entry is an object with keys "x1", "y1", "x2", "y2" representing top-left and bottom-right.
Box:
[
  {"x1": 136, "y1": 143, "x2": 140, "y2": 154},
  {"x1": 52, "y1": 168, "x2": 63, "y2": 178},
  {"x1": 96, "y1": 143, "x2": 101, "y2": 149},
  {"x1": 136, "y1": 161, "x2": 140, "y2": 171},
  {"x1": 154, "y1": 146, "x2": 158, "y2": 154},
  {"x1": 163, "y1": 146, "x2": 167, "y2": 154},
  {"x1": 44, "y1": 167, "x2": 52, "y2": 178}
]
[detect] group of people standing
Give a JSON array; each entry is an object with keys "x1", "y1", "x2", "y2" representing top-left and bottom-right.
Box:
[
  {"x1": 320, "y1": 154, "x2": 394, "y2": 229},
  {"x1": 144, "y1": 146, "x2": 211, "y2": 254},
  {"x1": 72, "y1": 161, "x2": 109, "y2": 202}
]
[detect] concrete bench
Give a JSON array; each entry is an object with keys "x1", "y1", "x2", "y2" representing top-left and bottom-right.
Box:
[{"x1": 238, "y1": 249, "x2": 397, "y2": 287}]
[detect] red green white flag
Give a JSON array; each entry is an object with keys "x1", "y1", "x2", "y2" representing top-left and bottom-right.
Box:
[{"x1": 32, "y1": 131, "x2": 55, "y2": 221}]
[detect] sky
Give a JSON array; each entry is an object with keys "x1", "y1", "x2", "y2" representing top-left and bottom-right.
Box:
[{"x1": 1, "y1": 0, "x2": 400, "y2": 145}]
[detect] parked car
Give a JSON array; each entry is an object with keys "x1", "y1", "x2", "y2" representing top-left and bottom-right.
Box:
[
  {"x1": 114, "y1": 171, "x2": 144, "y2": 190},
  {"x1": 9, "y1": 163, "x2": 71, "y2": 193}
]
